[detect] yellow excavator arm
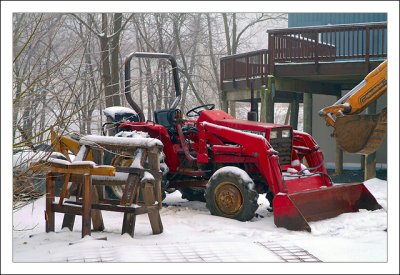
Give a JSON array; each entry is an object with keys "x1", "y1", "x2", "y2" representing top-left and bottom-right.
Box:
[{"x1": 319, "y1": 60, "x2": 387, "y2": 154}]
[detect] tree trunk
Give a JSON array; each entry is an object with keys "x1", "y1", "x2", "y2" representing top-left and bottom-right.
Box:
[
  {"x1": 111, "y1": 13, "x2": 122, "y2": 106},
  {"x1": 100, "y1": 14, "x2": 113, "y2": 108},
  {"x1": 206, "y1": 14, "x2": 224, "y2": 109},
  {"x1": 222, "y1": 13, "x2": 232, "y2": 55}
]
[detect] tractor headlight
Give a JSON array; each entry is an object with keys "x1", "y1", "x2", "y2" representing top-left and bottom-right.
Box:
[
  {"x1": 282, "y1": 129, "x2": 291, "y2": 138},
  {"x1": 270, "y1": 130, "x2": 278, "y2": 139}
]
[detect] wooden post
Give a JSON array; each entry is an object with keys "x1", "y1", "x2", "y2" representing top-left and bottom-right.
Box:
[
  {"x1": 145, "y1": 146, "x2": 163, "y2": 234},
  {"x1": 335, "y1": 94, "x2": 343, "y2": 174},
  {"x1": 221, "y1": 91, "x2": 228, "y2": 113},
  {"x1": 335, "y1": 142, "x2": 343, "y2": 174},
  {"x1": 361, "y1": 155, "x2": 366, "y2": 171},
  {"x1": 122, "y1": 213, "x2": 136, "y2": 237},
  {"x1": 229, "y1": 101, "x2": 236, "y2": 118},
  {"x1": 364, "y1": 101, "x2": 377, "y2": 180},
  {"x1": 91, "y1": 187, "x2": 104, "y2": 232},
  {"x1": 45, "y1": 173, "x2": 55, "y2": 233},
  {"x1": 260, "y1": 86, "x2": 267, "y2": 123},
  {"x1": 290, "y1": 96, "x2": 299, "y2": 130},
  {"x1": 266, "y1": 75, "x2": 275, "y2": 123},
  {"x1": 148, "y1": 147, "x2": 163, "y2": 209},
  {"x1": 303, "y1": 92, "x2": 313, "y2": 135},
  {"x1": 82, "y1": 173, "x2": 92, "y2": 238},
  {"x1": 142, "y1": 182, "x2": 163, "y2": 235}
]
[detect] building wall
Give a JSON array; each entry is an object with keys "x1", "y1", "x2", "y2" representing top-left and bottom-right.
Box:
[
  {"x1": 288, "y1": 13, "x2": 387, "y2": 27},
  {"x1": 288, "y1": 13, "x2": 387, "y2": 168}
]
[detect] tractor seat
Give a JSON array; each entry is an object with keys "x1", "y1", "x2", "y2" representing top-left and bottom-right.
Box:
[{"x1": 154, "y1": 109, "x2": 176, "y2": 132}]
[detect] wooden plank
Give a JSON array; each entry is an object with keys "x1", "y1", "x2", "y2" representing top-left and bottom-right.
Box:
[
  {"x1": 61, "y1": 214, "x2": 76, "y2": 231},
  {"x1": 142, "y1": 182, "x2": 163, "y2": 235},
  {"x1": 120, "y1": 173, "x2": 140, "y2": 205},
  {"x1": 53, "y1": 204, "x2": 83, "y2": 216},
  {"x1": 120, "y1": 149, "x2": 146, "y2": 205},
  {"x1": 91, "y1": 186, "x2": 104, "y2": 232},
  {"x1": 81, "y1": 174, "x2": 92, "y2": 238},
  {"x1": 121, "y1": 213, "x2": 136, "y2": 237},
  {"x1": 45, "y1": 173, "x2": 55, "y2": 233},
  {"x1": 147, "y1": 150, "x2": 162, "y2": 209},
  {"x1": 58, "y1": 173, "x2": 71, "y2": 207},
  {"x1": 30, "y1": 162, "x2": 115, "y2": 176}
]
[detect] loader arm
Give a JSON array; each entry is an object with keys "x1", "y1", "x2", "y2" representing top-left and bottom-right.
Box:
[{"x1": 318, "y1": 60, "x2": 387, "y2": 154}]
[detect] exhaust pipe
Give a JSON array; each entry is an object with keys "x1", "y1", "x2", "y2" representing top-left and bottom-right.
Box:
[{"x1": 124, "y1": 52, "x2": 182, "y2": 121}]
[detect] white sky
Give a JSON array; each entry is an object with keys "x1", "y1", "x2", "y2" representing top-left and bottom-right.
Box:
[{"x1": 2, "y1": 1, "x2": 399, "y2": 274}]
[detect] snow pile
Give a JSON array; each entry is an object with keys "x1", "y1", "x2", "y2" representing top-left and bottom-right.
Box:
[{"x1": 11, "y1": 178, "x2": 388, "y2": 265}]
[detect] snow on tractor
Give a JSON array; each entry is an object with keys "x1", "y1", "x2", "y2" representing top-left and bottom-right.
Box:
[{"x1": 101, "y1": 52, "x2": 382, "y2": 232}]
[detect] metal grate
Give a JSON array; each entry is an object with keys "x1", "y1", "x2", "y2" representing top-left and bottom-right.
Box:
[{"x1": 255, "y1": 241, "x2": 322, "y2": 262}]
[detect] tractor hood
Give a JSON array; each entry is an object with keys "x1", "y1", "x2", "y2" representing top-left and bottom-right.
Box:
[{"x1": 197, "y1": 110, "x2": 292, "y2": 140}]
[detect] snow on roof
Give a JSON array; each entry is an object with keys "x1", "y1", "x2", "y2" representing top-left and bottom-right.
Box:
[
  {"x1": 103, "y1": 106, "x2": 136, "y2": 119},
  {"x1": 79, "y1": 135, "x2": 163, "y2": 148}
]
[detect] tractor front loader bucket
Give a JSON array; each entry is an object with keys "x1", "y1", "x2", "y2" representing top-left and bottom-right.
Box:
[
  {"x1": 273, "y1": 183, "x2": 382, "y2": 232},
  {"x1": 333, "y1": 108, "x2": 387, "y2": 155}
]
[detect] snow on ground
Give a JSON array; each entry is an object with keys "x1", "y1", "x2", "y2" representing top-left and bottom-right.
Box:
[{"x1": 9, "y1": 178, "x2": 391, "y2": 274}]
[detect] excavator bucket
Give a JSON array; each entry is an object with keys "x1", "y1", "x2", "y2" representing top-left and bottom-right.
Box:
[
  {"x1": 333, "y1": 108, "x2": 387, "y2": 155},
  {"x1": 273, "y1": 183, "x2": 382, "y2": 232}
]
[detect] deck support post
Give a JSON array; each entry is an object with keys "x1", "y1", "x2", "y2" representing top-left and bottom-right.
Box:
[
  {"x1": 364, "y1": 101, "x2": 377, "y2": 180},
  {"x1": 335, "y1": 94, "x2": 343, "y2": 175},
  {"x1": 266, "y1": 75, "x2": 275, "y2": 123},
  {"x1": 290, "y1": 94, "x2": 299, "y2": 129},
  {"x1": 229, "y1": 101, "x2": 236, "y2": 118},
  {"x1": 303, "y1": 93, "x2": 313, "y2": 135}
]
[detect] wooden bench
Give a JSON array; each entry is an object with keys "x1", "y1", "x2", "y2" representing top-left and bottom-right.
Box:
[{"x1": 31, "y1": 134, "x2": 164, "y2": 238}]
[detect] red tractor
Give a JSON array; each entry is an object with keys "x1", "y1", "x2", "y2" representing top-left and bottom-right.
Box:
[{"x1": 103, "y1": 52, "x2": 382, "y2": 231}]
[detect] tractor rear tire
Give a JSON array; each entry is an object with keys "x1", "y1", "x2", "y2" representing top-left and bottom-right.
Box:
[
  {"x1": 205, "y1": 167, "x2": 259, "y2": 221},
  {"x1": 179, "y1": 187, "x2": 206, "y2": 202}
]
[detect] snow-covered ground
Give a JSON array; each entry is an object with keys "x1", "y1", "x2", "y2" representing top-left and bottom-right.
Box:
[{"x1": 6, "y1": 178, "x2": 394, "y2": 273}]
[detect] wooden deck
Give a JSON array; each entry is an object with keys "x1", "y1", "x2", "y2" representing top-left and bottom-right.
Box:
[{"x1": 220, "y1": 22, "x2": 387, "y2": 101}]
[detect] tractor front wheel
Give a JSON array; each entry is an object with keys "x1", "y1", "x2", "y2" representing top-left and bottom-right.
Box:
[{"x1": 205, "y1": 167, "x2": 259, "y2": 221}]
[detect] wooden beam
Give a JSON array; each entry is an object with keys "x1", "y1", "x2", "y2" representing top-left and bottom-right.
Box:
[
  {"x1": 266, "y1": 75, "x2": 275, "y2": 123},
  {"x1": 303, "y1": 93, "x2": 313, "y2": 135},
  {"x1": 335, "y1": 94, "x2": 343, "y2": 175},
  {"x1": 364, "y1": 101, "x2": 377, "y2": 180},
  {"x1": 260, "y1": 86, "x2": 267, "y2": 123},
  {"x1": 229, "y1": 101, "x2": 237, "y2": 118},
  {"x1": 275, "y1": 78, "x2": 341, "y2": 96},
  {"x1": 290, "y1": 96, "x2": 299, "y2": 130},
  {"x1": 274, "y1": 60, "x2": 383, "y2": 79}
]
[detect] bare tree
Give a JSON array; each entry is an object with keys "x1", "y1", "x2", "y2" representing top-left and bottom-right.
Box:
[
  {"x1": 70, "y1": 13, "x2": 133, "y2": 108},
  {"x1": 222, "y1": 13, "x2": 287, "y2": 55}
]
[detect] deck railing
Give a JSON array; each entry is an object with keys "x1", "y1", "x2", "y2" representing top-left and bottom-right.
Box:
[
  {"x1": 267, "y1": 22, "x2": 387, "y2": 73},
  {"x1": 220, "y1": 22, "x2": 387, "y2": 86},
  {"x1": 220, "y1": 49, "x2": 268, "y2": 89}
]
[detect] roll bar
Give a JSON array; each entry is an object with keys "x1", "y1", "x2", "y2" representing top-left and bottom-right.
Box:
[{"x1": 124, "y1": 52, "x2": 182, "y2": 122}]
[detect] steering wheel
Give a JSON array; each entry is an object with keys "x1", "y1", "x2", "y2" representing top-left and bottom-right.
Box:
[{"x1": 186, "y1": 104, "x2": 215, "y2": 117}]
